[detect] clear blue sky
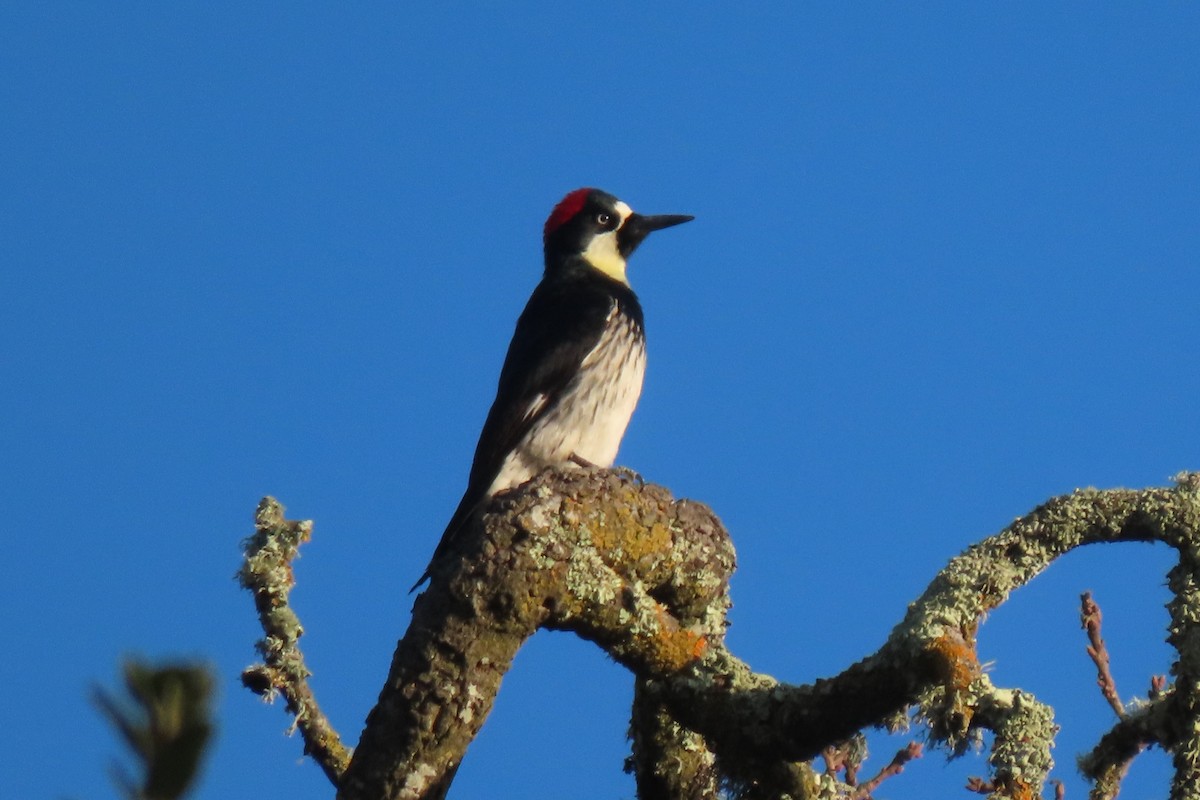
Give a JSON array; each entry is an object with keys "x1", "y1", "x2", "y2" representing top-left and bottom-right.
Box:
[{"x1": 3, "y1": 5, "x2": 1197, "y2": 799}]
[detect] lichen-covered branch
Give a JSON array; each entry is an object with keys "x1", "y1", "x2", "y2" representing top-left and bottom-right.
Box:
[
  {"x1": 1164, "y1": 472, "x2": 1200, "y2": 800},
  {"x1": 337, "y1": 470, "x2": 736, "y2": 800},
  {"x1": 1079, "y1": 689, "x2": 1176, "y2": 800},
  {"x1": 579, "y1": 472, "x2": 1199, "y2": 796},
  {"x1": 238, "y1": 497, "x2": 350, "y2": 786},
  {"x1": 249, "y1": 471, "x2": 1200, "y2": 800},
  {"x1": 650, "y1": 475, "x2": 1200, "y2": 798},
  {"x1": 629, "y1": 679, "x2": 720, "y2": 800}
]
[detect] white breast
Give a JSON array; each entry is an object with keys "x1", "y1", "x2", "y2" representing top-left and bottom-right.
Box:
[{"x1": 488, "y1": 303, "x2": 646, "y2": 495}]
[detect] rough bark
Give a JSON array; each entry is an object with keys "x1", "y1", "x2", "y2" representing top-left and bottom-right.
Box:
[
  {"x1": 337, "y1": 470, "x2": 734, "y2": 799},
  {"x1": 241, "y1": 471, "x2": 1200, "y2": 800}
]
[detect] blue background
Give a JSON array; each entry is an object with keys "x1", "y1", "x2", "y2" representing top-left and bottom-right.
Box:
[{"x1": 3, "y1": 4, "x2": 1196, "y2": 798}]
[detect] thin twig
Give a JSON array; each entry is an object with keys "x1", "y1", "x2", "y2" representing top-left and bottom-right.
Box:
[
  {"x1": 822, "y1": 737, "x2": 865, "y2": 786},
  {"x1": 965, "y1": 776, "x2": 995, "y2": 794},
  {"x1": 1081, "y1": 592, "x2": 1126, "y2": 718},
  {"x1": 852, "y1": 742, "x2": 921, "y2": 798},
  {"x1": 238, "y1": 497, "x2": 349, "y2": 786}
]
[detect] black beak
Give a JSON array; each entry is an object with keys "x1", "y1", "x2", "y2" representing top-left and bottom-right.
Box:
[{"x1": 618, "y1": 213, "x2": 694, "y2": 257}]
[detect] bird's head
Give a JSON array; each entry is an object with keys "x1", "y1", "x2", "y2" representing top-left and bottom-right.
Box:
[{"x1": 542, "y1": 188, "x2": 693, "y2": 285}]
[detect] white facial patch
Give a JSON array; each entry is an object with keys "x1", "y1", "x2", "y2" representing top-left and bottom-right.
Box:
[{"x1": 581, "y1": 201, "x2": 635, "y2": 285}]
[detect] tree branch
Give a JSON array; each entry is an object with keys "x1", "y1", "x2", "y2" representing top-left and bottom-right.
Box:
[
  {"x1": 337, "y1": 470, "x2": 735, "y2": 800},
  {"x1": 1078, "y1": 689, "x2": 1176, "y2": 800},
  {"x1": 1080, "y1": 592, "x2": 1126, "y2": 718},
  {"x1": 853, "y1": 742, "x2": 922, "y2": 798},
  {"x1": 628, "y1": 679, "x2": 720, "y2": 800},
  {"x1": 239, "y1": 497, "x2": 350, "y2": 786},
  {"x1": 246, "y1": 471, "x2": 1200, "y2": 800},
  {"x1": 1163, "y1": 473, "x2": 1200, "y2": 800}
]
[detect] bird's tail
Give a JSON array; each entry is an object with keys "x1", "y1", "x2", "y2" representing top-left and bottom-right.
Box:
[{"x1": 409, "y1": 486, "x2": 489, "y2": 593}]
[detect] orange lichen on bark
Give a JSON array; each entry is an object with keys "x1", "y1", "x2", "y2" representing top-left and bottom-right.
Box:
[
  {"x1": 644, "y1": 626, "x2": 707, "y2": 674},
  {"x1": 928, "y1": 630, "x2": 981, "y2": 692},
  {"x1": 996, "y1": 776, "x2": 1036, "y2": 800},
  {"x1": 587, "y1": 497, "x2": 674, "y2": 565},
  {"x1": 641, "y1": 602, "x2": 707, "y2": 673},
  {"x1": 924, "y1": 630, "x2": 984, "y2": 738}
]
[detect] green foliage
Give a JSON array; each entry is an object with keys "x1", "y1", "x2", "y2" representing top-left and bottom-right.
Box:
[{"x1": 94, "y1": 659, "x2": 216, "y2": 800}]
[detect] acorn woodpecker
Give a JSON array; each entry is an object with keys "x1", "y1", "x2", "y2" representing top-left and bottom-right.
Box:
[{"x1": 413, "y1": 188, "x2": 692, "y2": 590}]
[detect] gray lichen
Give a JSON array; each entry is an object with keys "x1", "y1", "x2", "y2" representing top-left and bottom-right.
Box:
[{"x1": 245, "y1": 472, "x2": 1200, "y2": 800}]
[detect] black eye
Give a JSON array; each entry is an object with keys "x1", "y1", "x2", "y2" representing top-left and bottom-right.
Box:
[{"x1": 596, "y1": 212, "x2": 611, "y2": 226}]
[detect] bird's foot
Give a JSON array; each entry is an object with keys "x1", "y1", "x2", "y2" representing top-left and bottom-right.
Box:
[
  {"x1": 566, "y1": 454, "x2": 642, "y2": 486},
  {"x1": 568, "y1": 453, "x2": 601, "y2": 469},
  {"x1": 610, "y1": 465, "x2": 643, "y2": 485}
]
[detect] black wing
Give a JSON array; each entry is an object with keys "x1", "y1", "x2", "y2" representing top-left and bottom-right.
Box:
[
  {"x1": 468, "y1": 274, "x2": 633, "y2": 489},
  {"x1": 412, "y1": 271, "x2": 641, "y2": 590}
]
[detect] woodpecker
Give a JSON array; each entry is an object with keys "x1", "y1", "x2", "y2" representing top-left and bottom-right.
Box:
[{"x1": 413, "y1": 188, "x2": 692, "y2": 590}]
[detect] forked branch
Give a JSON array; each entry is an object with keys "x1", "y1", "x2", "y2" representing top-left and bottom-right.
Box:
[{"x1": 242, "y1": 472, "x2": 1200, "y2": 800}]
